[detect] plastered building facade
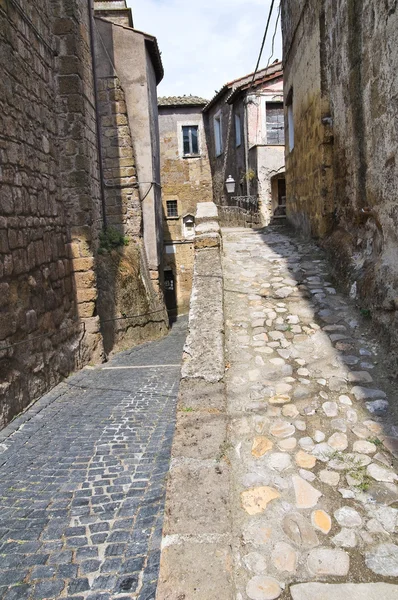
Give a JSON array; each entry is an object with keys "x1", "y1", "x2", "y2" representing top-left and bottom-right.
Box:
[
  {"x1": 158, "y1": 97, "x2": 213, "y2": 314},
  {"x1": 203, "y1": 63, "x2": 285, "y2": 225},
  {"x1": 281, "y1": 0, "x2": 398, "y2": 371}
]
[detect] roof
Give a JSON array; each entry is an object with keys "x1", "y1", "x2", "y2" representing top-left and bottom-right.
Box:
[
  {"x1": 203, "y1": 61, "x2": 283, "y2": 112},
  {"x1": 158, "y1": 95, "x2": 209, "y2": 107},
  {"x1": 94, "y1": 17, "x2": 164, "y2": 84},
  {"x1": 94, "y1": 0, "x2": 133, "y2": 27}
]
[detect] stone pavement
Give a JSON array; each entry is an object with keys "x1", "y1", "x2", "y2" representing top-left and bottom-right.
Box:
[
  {"x1": 222, "y1": 227, "x2": 398, "y2": 599},
  {"x1": 0, "y1": 318, "x2": 187, "y2": 600}
]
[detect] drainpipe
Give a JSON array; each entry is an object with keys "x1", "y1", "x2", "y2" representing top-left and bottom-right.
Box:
[
  {"x1": 244, "y1": 96, "x2": 250, "y2": 196},
  {"x1": 88, "y1": 0, "x2": 108, "y2": 229}
]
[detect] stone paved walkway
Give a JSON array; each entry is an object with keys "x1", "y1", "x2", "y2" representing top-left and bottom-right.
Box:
[
  {"x1": 222, "y1": 227, "x2": 398, "y2": 599},
  {"x1": 0, "y1": 318, "x2": 187, "y2": 600}
]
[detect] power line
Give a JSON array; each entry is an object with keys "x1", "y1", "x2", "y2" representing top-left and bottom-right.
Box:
[
  {"x1": 265, "y1": 2, "x2": 281, "y2": 70},
  {"x1": 250, "y1": 0, "x2": 277, "y2": 89}
]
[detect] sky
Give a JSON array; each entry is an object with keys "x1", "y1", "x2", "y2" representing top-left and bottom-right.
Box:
[{"x1": 128, "y1": 0, "x2": 282, "y2": 101}]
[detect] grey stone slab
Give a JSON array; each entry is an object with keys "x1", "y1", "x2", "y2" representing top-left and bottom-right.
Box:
[{"x1": 290, "y1": 583, "x2": 398, "y2": 600}]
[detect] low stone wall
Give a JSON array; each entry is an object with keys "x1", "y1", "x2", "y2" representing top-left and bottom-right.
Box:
[
  {"x1": 217, "y1": 205, "x2": 262, "y2": 228},
  {"x1": 156, "y1": 203, "x2": 233, "y2": 600}
]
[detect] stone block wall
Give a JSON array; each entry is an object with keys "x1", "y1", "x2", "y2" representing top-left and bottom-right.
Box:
[
  {"x1": 159, "y1": 106, "x2": 213, "y2": 313},
  {"x1": 281, "y1": 0, "x2": 398, "y2": 371},
  {"x1": 281, "y1": 0, "x2": 333, "y2": 239},
  {"x1": 53, "y1": 0, "x2": 104, "y2": 362},
  {"x1": 0, "y1": 0, "x2": 167, "y2": 428},
  {"x1": 97, "y1": 76, "x2": 140, "y2": 235},
  {"x1": 0, "y1": 0, "x2": 97, "y2": 426},
  {"x1": 96, "y1": 75, "x2": 168, "y2": 354}
]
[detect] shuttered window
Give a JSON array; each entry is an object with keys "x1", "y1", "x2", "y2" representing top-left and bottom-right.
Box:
[{"x1": 266, "y1": 102, "x2": 284, "y2": 145}]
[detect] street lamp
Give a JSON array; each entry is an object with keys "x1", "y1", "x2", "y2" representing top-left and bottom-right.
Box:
[{"x1": 225, "y1": 175, "x2": 236, "y2": 194}]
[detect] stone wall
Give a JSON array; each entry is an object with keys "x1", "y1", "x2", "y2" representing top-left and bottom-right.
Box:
[
  {"x1": 0, "y1": 0, "x2": 167, "y2": 428},
  {"x1": 96, "y1": 75, "x2": 168, "y2": 354},
  {"x1": 281, "y1": 0, "x2": 333, "y2": 238},
  {"x1": 281, "y1": 0, "x2": 398, "y2": 371},
  {"x1": 0, "y1": 0, "x2": 103, "y2": 427},
  {"x1": 159, "y1": 105, "x2": 213, "y2": 313},
  {"x1": 156, "y1": 202, "x2": 233, "y2": 599},
  {"x1": 204, "y1": 95, "x2": 247, "y2": 204}
]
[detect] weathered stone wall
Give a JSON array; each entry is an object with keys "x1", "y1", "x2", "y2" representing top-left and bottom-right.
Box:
[
  {"x1": 96, "y1": 75, "x2": 168, "y2": 354},
  {"x1": 204, "y1": 96, "x2": 247, "y2": 204},
  {"x1": 54, "y1": 0, "x2": 104, "y2": 356},
  {"x1": 156, "y1": 202, "x2": 232, "y2": 599},
  {"x1": 0, "y1": 0, "x2": 167, "y2": 428},
  {"x1": 94, "y1": 16, "x2": 165, "y2": 293},
  {"x1": 281, "y1": 0, "x2": 333, "y2": 238},
  {"x1": 163, "y1": 242, "x2": 195, "y2": 314},
  {"x1": 0, "y1": 0, "x2": 104, "y2": 427},
  {"x1": 281, "y1": 0, "x2": 398, "y2": 370},
  {"x1": 159, "y1": 105, "x2": 213, "y2": 313},
  {"x1": 97, "y1": 76, "x2": 140, "y2": 235}
]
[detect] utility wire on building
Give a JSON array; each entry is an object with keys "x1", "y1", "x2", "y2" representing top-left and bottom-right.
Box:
[{"x1": 250, "y1": 0, "x2": 277, "y2": 89}]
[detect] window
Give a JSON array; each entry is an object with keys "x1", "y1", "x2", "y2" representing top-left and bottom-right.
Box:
[
  {"x1": 235, "y1": 114, "x2": 241, "y2": 147},
  {"x1": 182, "y1": 125, "x2": 199, "y2": 156},
  {"x1": 166, "y1": 200, "x2": 178, "y2": 218},
  {"x1": 286, "y1": 89, "x2": 294, "y2": 151},
  {"x1": 214, "y1": 113, "x2": 223, "y2": 156},
  {"x1": 266, "y1": 102, "x2": 284, "y2": 145}
]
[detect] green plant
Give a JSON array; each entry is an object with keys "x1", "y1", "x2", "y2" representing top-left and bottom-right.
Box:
[
  {"x1": 98, "y1": 227, "x2": 129, "y2": 253},
  {"x1": 369, "y1": 437, "x2": 383, "y2": 448},
  {"x1": 240, "y1": 168, "x2": 256, "y2": 184},
  {"x1": 360, "y1": 308, "x2": 371, "y2": 319},
  {"x1": 180, "y1": 407, "x2": 193, "y2": 412}
]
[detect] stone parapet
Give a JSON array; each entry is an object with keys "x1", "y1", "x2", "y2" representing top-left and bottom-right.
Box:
[
  {"x1": 194, "y1": 203, "x2": 221, "y2": 250},
  {"x1": 156, "y1": 205, "x2": 233, "y2": 599}
]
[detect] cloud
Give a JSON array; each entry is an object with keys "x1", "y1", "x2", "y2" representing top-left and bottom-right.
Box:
[{"x1": 127, "y1": 0, "x2": 282, "y2": 100}]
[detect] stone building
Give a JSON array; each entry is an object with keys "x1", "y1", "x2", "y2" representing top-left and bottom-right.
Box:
[
  {"x1": 158, "y1": 96, "x2": 213, "y2": 315},
  {"x1": 281, "y1": 0, "x2": 398, "y2": 371},
  {"x1": 0, "y1": 0, "x2": 167, "y2": 428},
  {"x1": 203, "y1": 62, "x2": 285, "y2": 225}
]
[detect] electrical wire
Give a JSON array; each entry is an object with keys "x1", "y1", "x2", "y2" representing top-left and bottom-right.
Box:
[
  {"x1": 265, "y1": 2, "x2": 281, "y2": 70},
  {"x1": 250, "y1": 0, "x2": 277, "y2": 89}
]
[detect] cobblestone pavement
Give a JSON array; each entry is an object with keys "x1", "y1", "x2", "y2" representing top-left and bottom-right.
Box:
[
  {"x1": 222, "y1": 227, "x2": 398, "y2": 600},
  {"x1": 0, "y1": 318, "x2": 187, "y2": 600}
]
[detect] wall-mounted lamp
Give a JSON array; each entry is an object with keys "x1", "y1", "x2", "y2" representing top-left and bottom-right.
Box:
[{"x1": 225, "y1": 175, "x2": 236, "y2": 194}]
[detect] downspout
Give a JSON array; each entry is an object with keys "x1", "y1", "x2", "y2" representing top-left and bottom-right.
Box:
[
  {"x1": 88, "y1": 0, "x2": 108, "y2": 229},
  {"x1": 244, "y1": 96, "x2": 251, "y2": 196}
]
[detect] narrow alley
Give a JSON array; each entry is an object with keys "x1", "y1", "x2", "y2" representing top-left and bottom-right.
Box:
[
  {"x1": 0, "y1": 319, "x2": 187, "y2": 600},
  {"x1": 223, "y1": 226, "x2": 398, "y2": 598}
]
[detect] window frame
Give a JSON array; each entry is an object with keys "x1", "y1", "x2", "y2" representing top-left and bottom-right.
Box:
[
  {"x1": 214, "y1": 111, "x2": 223, "y2": 156},
  {"x1": 166, "y1": 200, "x2": 179, "y2": 219},
  {"x1": 182, "y1": 125, "x2": 200, "y2": 157}
]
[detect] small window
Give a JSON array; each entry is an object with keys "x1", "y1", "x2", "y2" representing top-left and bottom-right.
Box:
[
  {"x1": 166, "y1": 200, "x2": 178, "y2": 218},
  {"x1": 182, "y1": 125, "x2": 199, "y2": 156},
  {"x1": 286, "y1": 89, "x2": 294, "y2": 151},
  {"x1": 214, "y1": 113, "x2": 223, "y2": 156},
  {"x1": 266, "y1": 102, "x2": 284, "y2": 145},
  {"x1": 235, "y1": 114, "x2": 241, "y2": 147}
]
